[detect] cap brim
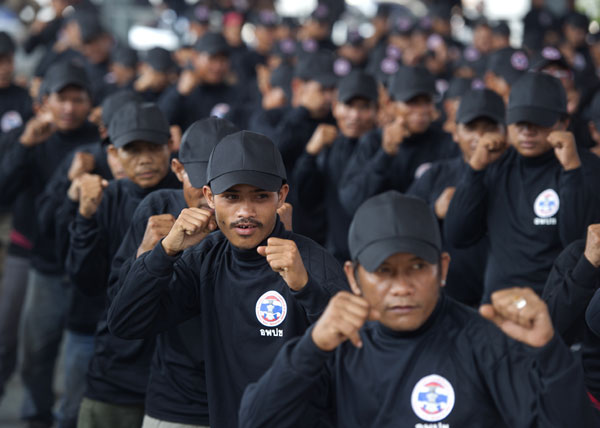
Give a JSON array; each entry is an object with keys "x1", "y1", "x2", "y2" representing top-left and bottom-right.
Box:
[
  {"x1": 113, "y1": 130, "x2": 170, "y2": 148},
  {"x1": 393, "y1": 86, "x2": 434, "y2": 102},
  {"x1": 49, "y1": 79, "x2": 90, "y2": 95},
  {"x1": 313, "y1": 73, "x2": 338, "y2": 88},
  {"x1": 506, "y1": 106, "x2": 561, "y2": 127},
  {"x1": 209, "y1": 170, "x2": 283, "y2": 194},
  {"x1": 338, "y1": 89, "x2": 377, "y2": 104},
  {"x1": 357, "y1": 237, "x2": 440, "y2": 272},
  {"x1": 182, "y1": 161, "x2": 208, "y2": 188},
  {"x1": 458, "y1": 108, "x2": 505, "y2": 125}
]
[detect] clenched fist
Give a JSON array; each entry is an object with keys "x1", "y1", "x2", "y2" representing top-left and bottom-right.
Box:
[
  {"x1": 381, "y1": 116, "x2": 409, "y2": 155},
  {"x1": 469, "y1": 132, "x2": 507, "y2": 171},
  {"x1": 177, "y1": 69, "x2": 199, "y2": 96},
  {"x1": 68, "y1": 152, "x2": 95, "y2": 181},
  {"x1": 305, "y1": 124, "x2": 338, "y2": 156},
  {"x1": 547, "y1": 130, "x2": 581, "y2": 171},
  {"x1": 257, "y1": 238, "x2": 308, "y2": 291},
  {"x1": 137, "y1": 214, "x2": 176, "y2": 258},
  {"x1": 161, "y1": 208, "x2": 217, "y2": 256},
  {"x1": 19, "y1": 110, "x2": 56, "y2": 147},
  {"x1": 311, "y1": 291, "x2": 380, "y2": 351},
  {"x1": 584, "y1": 224, "x2": 600, "y2": 268},
  {"x1": 479, "y1": 287, "x2": 554, "y2": 348},
  {"x1": 78, "y1": 174, "x2": 109, "y2": 219}
]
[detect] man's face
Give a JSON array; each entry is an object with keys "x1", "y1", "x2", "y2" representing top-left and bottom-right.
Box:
[
  {"x1": 333, "y1": 97, "x2": 377, "y2": 139},
  {"x1": 110, "y1": 63, "x2": 136, "y2": 87},
  {"x1": 345, "y1": 252, "x2": 450, "y2": 331},
  {"x1": 492, "y1": 34, "x2": 510, "y2": 51},
  {"x1": 204, "y1": 183, "x2": 289, "y2": 250},
  {"x1": 302, "y1": 80, "x2": 335, "y2": 118},
  {"x1": 195, "y1": 52, "x2": 230, "y2": 85},
  {"x1": 508, "y1": 120, "x2": 566, "y2": 157},
  {"x1": 81, "y1": 34, "x2": 112, "y2": 65},
  {"x1": 303, "y1": 19, "x2": 330, "y2": 41},
  {"x1": 0, "y1": 54, "x2": 14, "y2": 88},
  {"x1": 171, "y1": 158, "x2": 208, "y2": 208},
  {"x1": 564, "y1": 24, "x2": 586, "y2": 48},
  {"x1": 397, "y1": 95, "x2": 435, "y2": 135},
  {"x1": 47, "y1": 86, "x2": 92, "y2": 131},
  {"x1": 455, "y1": 118, "x2": 504, "y2": 161},
  {"x1": 255, "y1": 26, "x2": 276, "y2": 54},
  {"x1": 110, "y1": 141, "x2": 171, "y2": 188},
  {"x1": 442, "y1": 98, "x2": 460, "y2": 134},
  {"x1": 473, "y1": 25, "x2": 493, "y2": 54}
]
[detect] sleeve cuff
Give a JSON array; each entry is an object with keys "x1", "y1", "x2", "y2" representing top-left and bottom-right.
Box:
[
  {"x1": 143, "y1": 239, "x2": 181, "y2": 277},
  {"x1": 73, "y1": 212, "x2": 98, "y2": 233},
  {"x1": 560, "y1": 167, "x2": 583, "y2": 187},
  {"x1": 371, "y1": 147, "x2": 393, "y2": 173},
  {"x1": 531, "y1": 333, "x2": 573, "y2": 375},
  {"x1": 572, "y1": 255, "x2": 600, "y2": 290},
  {"x1": 289, "y1": 325, "x2": 334, "y2": 376}
]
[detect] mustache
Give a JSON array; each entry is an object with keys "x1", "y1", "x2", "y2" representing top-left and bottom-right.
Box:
[{"x1": 230, "y1": 218, "x2": 263, "y2": 228}]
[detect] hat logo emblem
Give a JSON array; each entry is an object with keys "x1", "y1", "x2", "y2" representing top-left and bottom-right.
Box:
[
  {"x1": 302, "y1": 39, "x2": 317, "y2": 52},
  {"x1": 385, "y1": 45, "x2": 402, "y2": 60},
  {"x1": 380, "y1": 58, "x2": 399, "y2": 74},
  {"x1": 1, "y1": 111, "x2": 23, "y2": 133},
  {"x1": 334, "y1": 58, "x2": 351, "y2": 77},
  {"x1": 396, "y1": 16, "x2": 412, "y2": 31},
  {"x1": 542, "y1": 46, "x2": 561, "y2": 60},
  {"x1": 511, "y1": 52, "x2": 529, "y2": 70},
  {"x1": 464, "y1": 46, "x2": 480, "y2": 62},
  {"x1": 255, "y1": 290, "x2": 287, "y2": 327},
  {"x1": 411, "y1": 374, "x2": 455, "y2": 422}
]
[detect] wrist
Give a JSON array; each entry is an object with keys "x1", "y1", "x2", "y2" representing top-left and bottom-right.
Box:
[
  {"x1": 468, "y1": 158, "x2": 486, "y2": 171},
  {"x1": 584, "y1": 251, "x2": 600, "y2": 269},
  {"x1": 161, "y1": 237, "x2": 179, "y2": 257},
  {"x1": 561, "y1": 159, "x2": 581, "y2": 171}
]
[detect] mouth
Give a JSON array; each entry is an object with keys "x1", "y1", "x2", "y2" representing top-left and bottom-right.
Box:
[
  {"x1": 387, "y1": 305, "x2": 417, "y2": 315},
  {"x1": 137, "y1": 170, "x2": 157, "y2": 179},
  {"x1": 232, "y1": 222, "x2": 261, "y2": 237},
  {"x1": 519, "y1": 140, "x2": 537, "y2": 149}
]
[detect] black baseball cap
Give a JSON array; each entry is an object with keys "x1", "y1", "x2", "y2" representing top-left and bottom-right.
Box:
[
  {"x1": 337, "y1": 70, "x2": 378, "y2": 104},
  {"x1": 101, "y1": 90, "x2": 144, "y2": 129},
  {"x1": 444, "y1": 77, "x2": 473, "y2": 100},
  {"x1": 456, "y1": 89, "x2": 505, "y2": 124},
  {"x1": 179, "y1": 118, "x2": 239, "y2": 188},
  {"x1": 530, "y1": 46, "x2": 571, "y2": 71},
  {"x1": 565, "y1": 12, "x2": 589, "y2": 30},
  {"x1": 195, "y1": 32, "x2": 230, "y2": 56},
  {"x1": 253, "y1": 10, "x2": 279, "y2": 28},
  {"x1": 389, "y1": 66, "x2": 436, "y2": 102},
  {"x1": 145, "y1": 47, "x2": 176, "y2": 72},
  {"x1": 270, "y1": 63, "x2": 294, "y2": 102},
  {"x1": 391, "y1": 15, "x2": 415, "y2": 36},
  {"x1": 0, "y1": 32, "x2": 15, "y2": 56},
  {"x1": 44, "y1": 61, "x2": 91, "y2": 95},
  {"x1": 108, "y1": 102, "x2": 170, "y2": 148},
  {"x1": 186, "y1": 5, "x2": 211, "y2": 24},
  {"x1": 348, "y1": 191, "x2": 442, "y2": 272},
  {"x1": 295, "y1": 51, "x2": 338, "y2": 88},
  {"x1": 492, "y1": 21, "x2": 510, "y2": 37},
  {"x1": 73, "y1": 11, "x2": 106, "y2": 44},
  {"x1": 487, "y1": 47, "x2": 529, "y2": 85},
  {"x1": 590, "y1": 91, "x2": 600, "y2": 131},
  {"x1": 507, "y1": 72, "x2": 567, "y2": 127},
  {"x1": 207, "y1": 131, "x2": 287, "y2": 194},
  {"x1": 112, "y1": 45, "x2": 138, "y2": 68},
  {"x1": 310, "y1": 4, "x2": 333, "y2": 24}
]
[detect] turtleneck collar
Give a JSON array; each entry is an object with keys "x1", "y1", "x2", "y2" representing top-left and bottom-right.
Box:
[
  {"x1": 229, "y1": 217, "x2": 287, "y2": 263},
  {"x1": 518, "y1": 147, "x2": 557, "y2": 167},
  {"x1": 374, "y1": 292, "x2": 446, "y2": 340},
  {"x1": 122, "y1": 170, "x2": 180, "y2": 198}
]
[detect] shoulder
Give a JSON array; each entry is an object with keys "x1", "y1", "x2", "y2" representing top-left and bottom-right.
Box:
[{"x1": 290, "y1": 232, "x2": 346, "y2": 281}]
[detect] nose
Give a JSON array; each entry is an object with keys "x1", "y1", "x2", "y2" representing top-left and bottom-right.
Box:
[
  {"x1": 236, "y1": 199, "x2": 257, "y2": 218},
  {"x1": 387, "y1": 275, "x2": 414, "y2": 297}
]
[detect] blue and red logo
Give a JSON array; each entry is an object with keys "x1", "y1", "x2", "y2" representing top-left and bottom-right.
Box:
[
  {"x1": 255, "y1": 290, "x2": 287, "y2": 327},
  {"x1": 411, "y1": 374, "x2": 455, "y2": 422}
]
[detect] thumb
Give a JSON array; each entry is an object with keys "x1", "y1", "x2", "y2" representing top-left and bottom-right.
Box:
[
  {"x1": 101, "y1": 179, "x2": 109, "y2": 188},
  {"x1": 256, "y1": 246, "x2": 267, "y2": 257},
  {"x1": 479, "y1": 304, "x2": 497, "y2": 322}
]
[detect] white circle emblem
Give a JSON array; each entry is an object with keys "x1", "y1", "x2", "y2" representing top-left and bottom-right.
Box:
[
  {"x1": 255, "y1": 290, "x2": 287, "y2": 327},
  {"x1": 533, "y1": 189, "x2": 560, "y2": 218},
  {"x1": 411, "y1": 374, "x2": 455, "y2": 422}
]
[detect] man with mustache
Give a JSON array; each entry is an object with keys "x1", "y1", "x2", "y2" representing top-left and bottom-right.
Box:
[
  {"x1": 109, "y1": 130, "x2": 347, "y2": 428},
  {"x1": 66, "y1": 102, "x2": 180, "y2": 428},
  {"x1": 239, "y1": 191, "x2": 600, "y2": 427}
]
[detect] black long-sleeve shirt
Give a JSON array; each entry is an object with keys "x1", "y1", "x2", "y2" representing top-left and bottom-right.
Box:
[
  {"x1": 445, "y1": 148, "x2": 600, "y2": 301},
  {"x1": 0, "y1": 84, "x2": 33, "y2": 135},
  {"x1": 542, "y1": 239, "x2": 600, "y2": 345},
  {"x1": 108, "y1": 189, "x2": 209, "y2": 425},
  {"x1": 338, "y1": 125, "x2": 459, "y2": 216},
  {"x1": 108, "y1": 219, "x2": 348, "y2": 428},
  {"x1": 66, "y1": 171, "x2": 180, "y2": 405},
  {"x1": 239, "y1": 294, "x2": 600, "y2": 428},
  {"x1": 292, "y1": 134, "x2": 358, "y2": 263},
  {"x1": 407, "y1": 157, "x2": 487, "y2": 306}
]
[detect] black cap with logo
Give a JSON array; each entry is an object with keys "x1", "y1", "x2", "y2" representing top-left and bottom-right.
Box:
[
  {"x1": 507, "y1": 72, "x2": 567, "y2": 127},
  {"x1": 295, "y1": 51, "x2": 338, "y2": 88},
  {"x1": 207, "y1": 131, "x2": 287, "y2": 194},
  {"x1": 456, "y1": 89, "x2": 505, "y2": 124},
  {"x1": 108, "y1": 102, "x2": 170, "y2": 148},
  {"x1": 487, "y1": 47, "x2": 529, "y2": 85},
  {"x1": 179, "y1": 118, "x2": 239, "y2": 188},
  {"x1": 101, "y1": 90, "x2": 144, "y2": 131},
  {"x1": 337, "y1": 70, "x2": 378, "y2": 104},
  {"x1": 112, "y1": 45, "x2": 138, "y2": 68},
  {"x1": 44, "y1": 61, "x2": 91, "y2": 95},
  {"x1": 145, "y1": 47, "x2": 176, "y2": 72},
  {"x1": 195, "y1": 32, "x2": 230, "y2": 56},
  {"x1": 348, "y1": 191, "x2": 442, "y2": 272},
  {"x1": 389, "y1": 66, "x2": 436, "y2": 102}
]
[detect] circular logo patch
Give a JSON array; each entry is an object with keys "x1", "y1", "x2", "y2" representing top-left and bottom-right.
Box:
[
  {"x1": 533, "y1": 188, "x2": 560, "y2": 218},
  {"x1": 542, "y1": 46, "x2": 561, "y2": 60},
  {"x1": 334, "y1": 58, "x2": 351, "y2": 77},
  {"x1": 1, "y1": 111, "x2": 23, "y2": 132},
  {"x1": 510, "y1": 51, "x2": 529, "y2": 71},
  {"x1": 380, "y1": 58, "x2": 399, "y2": 75},
  {"x1": 210, "y1": 103, "x2": 230, "y2": 119},
  {"x1": 411, "y1": 374, "x2": 455, "y2": 422},
  {"x1": 255, "y1": 290, "x2": 287, "y2": 327}
]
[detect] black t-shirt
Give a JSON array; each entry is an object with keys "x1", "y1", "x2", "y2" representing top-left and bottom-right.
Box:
[{"x1": 0, "y1": 84, "x2": 32, "y2": 135}]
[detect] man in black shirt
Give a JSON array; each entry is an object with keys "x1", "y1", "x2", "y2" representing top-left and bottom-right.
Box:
[
  {"x1": 240, "y1": 191, "x2": 600, "y2": 427},
  {"x1": 67, "y1": 102, "x2": 180, "y2": 428},
  {"x1": 108, "y1": 131, "x2": 348, "y2": 428},
  {"x1": 0, "y1": 32, "x2": 32, "y2": 135},
  {"x1": 445, "y1": 72, "x2": 600, "y2": 301}
]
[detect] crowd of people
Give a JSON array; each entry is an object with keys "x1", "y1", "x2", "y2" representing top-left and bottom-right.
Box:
[{"x1": 0, "y1": 0, "x2": 600, "y2": 427}]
